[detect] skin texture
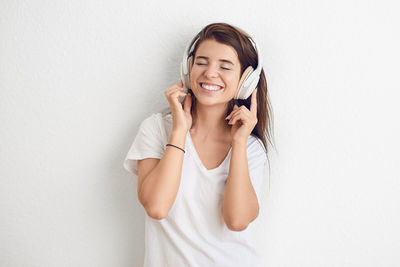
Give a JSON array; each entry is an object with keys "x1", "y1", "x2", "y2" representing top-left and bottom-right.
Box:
[
  {"x1": 189, "y1": 39, "x2": 242, "y2": 136},
  {"x1": 137, "y1": 39, "x2": 259, "y2": 231},
  {"x1": 190, "y1": 40, "x2": 259, "y2": 230},
  {"x1": 222, "y1": 92, "x2": 259, "y2": 231}
]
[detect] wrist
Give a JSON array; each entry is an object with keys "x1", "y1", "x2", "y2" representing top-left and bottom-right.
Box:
[
  {"x1": 169, "y1": 130, "x2": 187, "y2": 149},
  {"x1": 232, "y1": 137, "x2": 248, "y2": 147},
  {"x1": 232, "y1": 141, "x2": 247, "y2": 152},
  {"x1": 171, "y1": 129, "x2": 188, "y2": 137}
]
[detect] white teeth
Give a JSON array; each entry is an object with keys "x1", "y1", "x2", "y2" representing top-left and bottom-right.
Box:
[{"x1": 201, "y1": 83, "x2": 222, "y2": 91}]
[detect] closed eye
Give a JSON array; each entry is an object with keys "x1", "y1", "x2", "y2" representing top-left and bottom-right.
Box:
[{"x1": 195, "y1": 63, "x2": 230, "y2": 70}]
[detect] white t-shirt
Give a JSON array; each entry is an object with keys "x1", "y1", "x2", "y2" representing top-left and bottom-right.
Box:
[{"x1": 123, "y1": 112, "x2": 267, "y2": 267}]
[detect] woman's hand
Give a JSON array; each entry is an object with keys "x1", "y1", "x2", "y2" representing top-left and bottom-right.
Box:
[
  {"x1": 225, "y1": 89, "x2": 258, "y2": 143},
  {"x1": 164, "y1": 80, "x2": 193, "y2": 133}
]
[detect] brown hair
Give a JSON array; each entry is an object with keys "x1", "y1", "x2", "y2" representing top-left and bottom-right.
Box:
[{"x1": 187, "y1": 22, "x2": 275, "y2": 167}]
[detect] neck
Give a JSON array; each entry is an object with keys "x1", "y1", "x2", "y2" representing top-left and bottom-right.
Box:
[{"x1": 191, "y1": 101, "x2": 231, "y2": 139}]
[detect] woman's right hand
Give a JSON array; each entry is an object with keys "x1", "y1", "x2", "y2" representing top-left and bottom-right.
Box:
[{"x1": 164, "y1": 80, "x2": 193, "y2": 133}]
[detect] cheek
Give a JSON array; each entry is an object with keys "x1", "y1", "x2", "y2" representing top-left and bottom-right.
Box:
[
  {"x1": 189, "y1": 68, "x2": 199, "y2": 81},
  {"x1": 189, "y1": 73, "x2": 198, "y2": 86},
  {"x1": 225, "y1": 73, "x2": 241, "y2": 86}
]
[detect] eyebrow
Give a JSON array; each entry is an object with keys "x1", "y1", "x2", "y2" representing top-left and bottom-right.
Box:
[{"x1": 195, "y1": 56, "x2": 235, "y2": 65}]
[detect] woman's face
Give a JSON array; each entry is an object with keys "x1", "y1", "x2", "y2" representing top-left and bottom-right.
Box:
[{"x1": 190, "y1": 39, "x2": 241, "y2": 106}]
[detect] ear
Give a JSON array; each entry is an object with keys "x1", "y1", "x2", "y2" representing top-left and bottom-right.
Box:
[{"x1": 234, "y1": 66, "x2": 253, "y2": 98}]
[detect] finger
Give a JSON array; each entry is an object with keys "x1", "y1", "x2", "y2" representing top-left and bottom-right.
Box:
[
  {"x1": 168, "y1": 90, "x2": 187, "y2": 103},
  {"x1": 228, "y1": 107, "x2": 242, "y2": 125},
  {"x1": 229, "y1": 106, "x2": 252, "y2": 124},
  {"x1": 166, "y1": 85, "x2": 184, "y2": 93},
  {"x1": 167, "y1": 82, "x2": 184, "y2": 93},
  {"x1": 229, "y1": 111, "x2": 249, "y2": 125},
  {"x1": 171, "y1": 90, "x2": 187, "y2": 99},
  {"x1": 183, "y1": 93, "x2": 192, "y2": 113},
  {"x1": 250, "y1": 88, "x2": 258, "y2": 115},
  {"x1": 227, "y1": 104, "x2": 249, "y2": 119},
  {"x1": 165, "y1": 87, "x2": 184, "y2": 97},
  {"x1": 225, "y1": 104, "x2": 239, "y2": 120}
]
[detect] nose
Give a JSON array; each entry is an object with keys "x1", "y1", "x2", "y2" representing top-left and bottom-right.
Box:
[{"x1": 204, "y1": 64, "x2": 219, "y2": 78}]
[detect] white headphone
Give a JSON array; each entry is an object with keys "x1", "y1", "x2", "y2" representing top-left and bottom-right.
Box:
[{"x1": 180, "y1": 33, "x2": 263, "y2": 100}]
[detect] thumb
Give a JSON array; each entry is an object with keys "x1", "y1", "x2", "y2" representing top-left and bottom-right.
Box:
[
  {"x1": 183, "y1": 92, "x2": 192, "y2": 113},
  {"x1": 179, "y1": 79, "x2": 183, "y2": 87}
]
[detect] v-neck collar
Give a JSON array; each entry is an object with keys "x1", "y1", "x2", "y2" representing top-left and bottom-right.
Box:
[{"x1": 186, "y1": 131, "x2": 232, "y2": 174}]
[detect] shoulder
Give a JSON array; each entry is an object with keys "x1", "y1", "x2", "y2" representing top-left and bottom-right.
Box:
[
  {"x1": 161, "y1": 112, "x2": 173, "y2": 128},
  {"x1": 247, "y1": 134, "x2": 266, "y2": 153},
  {"x1": 139, "y1": 112, "x2": 171, "y2": 131},
  {"x1": 138, "y1": 112, "x2": 174, "y2": 144},
  {"x1": 247, "y1": 134, "x2": 267, "y2": 166},
  {"x1": 158, "y1": 111, "x2": 173, "y2": 137},
  {"x1": 139, "y1": 112, "x2": 160, "y2": 128}
]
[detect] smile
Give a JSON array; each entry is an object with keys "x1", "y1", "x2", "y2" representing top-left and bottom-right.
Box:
[{"x1": 199, "y1": 83, "x2": 223, "y2": 92}]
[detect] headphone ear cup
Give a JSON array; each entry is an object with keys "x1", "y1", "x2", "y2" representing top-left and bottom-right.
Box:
[
  {"x1": 185, "y1": 56, "x2": 193, "y2": 93},
  {"x1": 181, "y1": 55, "x2": 192, "y2": 92},
  {"x1": 235, "y1": 66, "x2": 253, "y2": 99}
]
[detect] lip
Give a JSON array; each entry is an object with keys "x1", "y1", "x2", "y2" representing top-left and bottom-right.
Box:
[
  {"x1": 200, "y1": 82, "x2": 224, "y2": 88},
  {"x1": 199, "y1": 82, "x2": 223, "y2": 93}
]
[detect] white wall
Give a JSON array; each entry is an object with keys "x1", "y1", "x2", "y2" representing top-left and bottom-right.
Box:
[{"x1": 1, "y1": 0, "x2": 399, "y2": 266}]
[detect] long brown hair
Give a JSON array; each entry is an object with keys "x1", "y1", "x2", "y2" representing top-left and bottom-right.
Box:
[
  {"x1": 160, "y1": 22, "x2": 275, "y2": 174},
  {"x1": 187, "y1": 22, "x2": 275, "y2": 166}
]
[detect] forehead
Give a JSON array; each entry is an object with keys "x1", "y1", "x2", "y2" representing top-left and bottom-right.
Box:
[{"x1": 195, "y1": 39, "x2": 239, "y2": 63}]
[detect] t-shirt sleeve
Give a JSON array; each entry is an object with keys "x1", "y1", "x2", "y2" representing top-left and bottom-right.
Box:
[
  {"x1": 247, "y1": 136, "x2": 268, "y2": 209},
  {"x1": 123, "y1": 113, "x2": 165, "y2": 177}
]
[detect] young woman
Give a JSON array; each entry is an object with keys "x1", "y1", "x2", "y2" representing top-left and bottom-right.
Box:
[{"x1": 124, "y1": 22, "x2": 274, "y2": 267}]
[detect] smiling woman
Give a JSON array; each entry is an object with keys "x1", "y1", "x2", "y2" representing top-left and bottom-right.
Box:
[
  {"x1": 123, "y1": 22, "x2": 275, "y2": 267},
  {"x1": 190, "y1": 39, "x2": 240, "y2": 100},
  {"x1": 180, "y1": 23, "x2": 273, "y2": 153}
]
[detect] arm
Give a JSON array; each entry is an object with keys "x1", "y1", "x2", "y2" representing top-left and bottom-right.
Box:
[
  {"x1": 138, "y1": 130, "x2": 186, "y2": 220},
  {"x1": 222, "y1": 139, "x2": 259, "y2": 231}
]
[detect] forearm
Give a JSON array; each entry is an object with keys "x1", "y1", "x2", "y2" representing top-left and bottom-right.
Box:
[
  {"x1": 140, "y1": 130, "x2": 186, "y2": 218},
  {"x1": 222, "y1": 139, "x2": 259, "y2": 230}
]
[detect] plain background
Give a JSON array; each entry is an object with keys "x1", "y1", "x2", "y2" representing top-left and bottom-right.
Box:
[{"x1": 1, "y1": 0, "x2": 399, "y2": 266}]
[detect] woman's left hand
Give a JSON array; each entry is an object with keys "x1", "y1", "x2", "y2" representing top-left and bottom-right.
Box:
[{"x1": 225, "y1": 88, "x2": 258, "y2": 143}]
